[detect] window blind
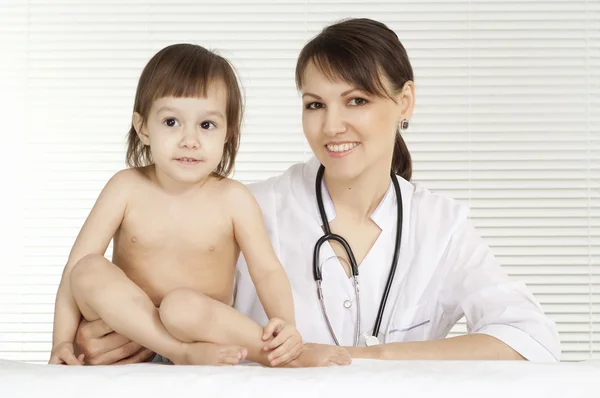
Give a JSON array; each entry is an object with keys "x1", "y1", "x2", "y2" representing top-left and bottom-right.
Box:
[{"x1": 0, "y1": 0, "x2": 597, "y2": 363}]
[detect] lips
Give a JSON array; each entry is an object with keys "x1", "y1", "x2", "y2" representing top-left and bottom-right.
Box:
[{"x1": 175, "y1": 157, "x2": 201, "y2": 164}]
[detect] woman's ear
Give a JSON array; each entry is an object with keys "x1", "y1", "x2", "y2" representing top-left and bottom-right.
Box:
[
  {"x1": 132, "y1": 112, "x2": 150, "y2": 146},
  {"x1": 396, "y1": 81, "x2": 415, "y2": 123}
]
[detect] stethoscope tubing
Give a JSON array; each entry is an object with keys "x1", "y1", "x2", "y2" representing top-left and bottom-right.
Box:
[{"x1": 312, "y1": 164, "x2": 403, "y2": 345}]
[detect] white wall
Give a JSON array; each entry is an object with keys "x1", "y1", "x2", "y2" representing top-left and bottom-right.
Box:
[{"x1": 0, "y1": 0, "x2": 598, "y2": 363}]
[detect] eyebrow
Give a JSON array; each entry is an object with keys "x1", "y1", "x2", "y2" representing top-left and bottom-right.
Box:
[
  {"x1": 156, "y1": 106, "x2": 224, "y2": 120},
  {"x1": 301, "y1": 88, "x2": 362, "y2": 100},
  {"x1": 203, "y1": 110, "x2": 225, "y2": 120},
  {"x1": 156, "y1": 106, "x2": 176, "y2": 114}
]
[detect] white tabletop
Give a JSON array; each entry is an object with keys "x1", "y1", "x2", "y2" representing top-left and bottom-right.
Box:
[{"x1": 1, "y1": 358, "x2": 599, "y2": 398}]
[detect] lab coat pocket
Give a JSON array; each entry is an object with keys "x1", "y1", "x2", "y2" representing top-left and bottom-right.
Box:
[{"x1": 387, "y1": 302, "x2": 432, "y2": 343}]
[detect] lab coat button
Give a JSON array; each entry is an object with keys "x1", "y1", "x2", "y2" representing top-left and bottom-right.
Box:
[{"x1": 343, "y1": 300, "x2": 352, "y2": 308}]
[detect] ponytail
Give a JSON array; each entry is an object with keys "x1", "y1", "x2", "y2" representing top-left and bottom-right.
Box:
[{"x1": 392, "y1": 129, "x2": 412, "y2": 181}]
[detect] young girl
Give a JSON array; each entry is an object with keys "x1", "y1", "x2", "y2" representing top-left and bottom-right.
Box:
[{"x1": 49, "y1": 43, "x2": 351, "y2": 368}]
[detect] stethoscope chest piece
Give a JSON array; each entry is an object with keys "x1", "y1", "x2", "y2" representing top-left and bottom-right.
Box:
[
  {"x1": 359, "y1": 330, "x2": 384, "y2": 347},
  {"x1": 364, "y1": 335, "x2": 380, "y2": 347}
]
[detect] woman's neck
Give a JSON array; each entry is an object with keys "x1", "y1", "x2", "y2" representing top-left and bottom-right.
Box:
[{"x1": 324, "y1": 164, "x2": 391, "y2": 222}]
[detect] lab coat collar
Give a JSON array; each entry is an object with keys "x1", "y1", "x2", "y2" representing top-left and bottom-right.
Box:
[{"x1": 303, "y1": 156, "x2": 397, "y2": 231}]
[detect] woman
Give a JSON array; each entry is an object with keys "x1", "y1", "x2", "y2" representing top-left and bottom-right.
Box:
[{"x1": 72, "y1": 18, "x2": 560, "y2": 365}]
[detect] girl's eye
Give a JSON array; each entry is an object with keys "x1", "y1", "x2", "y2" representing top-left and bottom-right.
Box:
[
  {"x1": 201, "y1": 121, "x2": 216, "y2": 130},
  {"x1": 348, "y1": 98, "x2": 368, "y2": 106},
  {"x1": 305, "y1": 102, "x2": 324, "y2": 110},
  {"x1": 164, "y1": 118, "x2": 179, "y2": 127}
]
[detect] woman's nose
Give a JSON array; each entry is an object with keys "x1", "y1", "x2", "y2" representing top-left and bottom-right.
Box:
[{"x1": 323, "y1": 108, "x2": 347, "y2": 136}]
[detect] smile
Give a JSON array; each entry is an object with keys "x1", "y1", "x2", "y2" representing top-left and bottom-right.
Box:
[{"x1": 325, "y1": 142, "x2": 360, "y2": 156}]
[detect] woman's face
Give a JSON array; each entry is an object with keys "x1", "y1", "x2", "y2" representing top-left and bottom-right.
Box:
[{"x1": 300, "y1": 61, "x2": 411, "y2": 182}]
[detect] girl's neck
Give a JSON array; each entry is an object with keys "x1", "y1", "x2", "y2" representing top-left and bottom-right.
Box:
[{"x1": 152, "y1": 164, "x2": 210, "y2": 197}]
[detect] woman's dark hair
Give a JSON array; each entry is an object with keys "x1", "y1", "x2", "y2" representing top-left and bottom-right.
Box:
[{"x1": 296, "y1": 18, "x2": 413, "y2": 180}]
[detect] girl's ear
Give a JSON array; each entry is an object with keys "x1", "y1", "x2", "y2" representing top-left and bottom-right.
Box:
[{"x1": 133, "y1": 112, "x2": 150, "y2": 146}]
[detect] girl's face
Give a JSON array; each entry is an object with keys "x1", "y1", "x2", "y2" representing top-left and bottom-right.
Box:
[
  {"x1": 300, "y1": 62, "x2": 413, "y2": 182},
  {"x1": 134, "y1": 81, "x2": 228, "y2": 186}
]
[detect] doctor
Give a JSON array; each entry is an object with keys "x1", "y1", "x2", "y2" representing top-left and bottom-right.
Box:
[{"x1": 73, "y1": 18, "x2": 560, "y2": 365}]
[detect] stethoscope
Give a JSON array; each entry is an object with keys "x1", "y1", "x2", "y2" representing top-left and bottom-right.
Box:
[{"x1": 313, "y1": 164, "x2": 403, "y2": 347}]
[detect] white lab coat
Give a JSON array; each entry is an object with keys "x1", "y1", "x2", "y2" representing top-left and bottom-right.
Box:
[{"x1": 233, "y1": 157, "x2": 561, "y2": 362}]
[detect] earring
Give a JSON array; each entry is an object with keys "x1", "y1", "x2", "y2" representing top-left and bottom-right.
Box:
[{"x1": 400, "y1": 119, "x2": 409, "y2": 130}]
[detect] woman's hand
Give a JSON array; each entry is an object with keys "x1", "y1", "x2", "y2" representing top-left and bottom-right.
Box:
[
  {"x1": 49, "y1": 341, "x2": 84, "y2": 365},
  {"x1": 74, "y1": 318, "x2": 154, "y2": 365}
]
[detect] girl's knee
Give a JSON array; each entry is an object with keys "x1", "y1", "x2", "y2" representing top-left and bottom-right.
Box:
[{"x1": 69, "y1": 254, "x2": 111, "y2": 294}]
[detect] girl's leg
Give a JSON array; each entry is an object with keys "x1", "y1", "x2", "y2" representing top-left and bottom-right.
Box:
[
  {"x1": 159, "y1": 288, "x2": 351, "y2": 367},
  {"x1": 70, "y1": 254, "x2": 246, "y2": 365}
]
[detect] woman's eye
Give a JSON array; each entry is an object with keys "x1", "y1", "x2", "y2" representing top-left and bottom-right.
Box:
[
  {"x1": 348, "y1": 98, "x2": 367, "y2": 106},
  {"x1": 164, "y1": 118, "x2": 179, "y2": 127},
  {"x1": 306, "y1": 102, "x2": 324, "y2": 110},
  {"x1": 201, "y1": 121, "x2": 216, "y2": 130}
]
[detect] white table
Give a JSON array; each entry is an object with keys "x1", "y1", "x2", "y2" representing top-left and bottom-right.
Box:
[{"x1": 1, "y1": 358, "x2": 599, "y2": 398}]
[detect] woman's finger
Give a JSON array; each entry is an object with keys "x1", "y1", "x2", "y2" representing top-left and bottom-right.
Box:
[
  {"x1": 331, "y1": 352, "x2": 352, "y2": 366},
  {"x1": 87, "y1": 341, "x2": 144, "y2": 365},
  {"x1": 48, "y1": 355, "x2": 63, "y2": 365},
  {"x1": 113, "y1": 347, "x2": 155, "y2": 365},
  {"x1": 62, "y1": 350, "x2": 83, "y2": 366}
]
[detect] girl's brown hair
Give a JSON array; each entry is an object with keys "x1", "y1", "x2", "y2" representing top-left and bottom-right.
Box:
[
  {"x1": 295, "y1": 18, "x2": 413, "y2": 180},
  {"x1": 126, "y1": 43, "x2": 243, "y2": 178}
]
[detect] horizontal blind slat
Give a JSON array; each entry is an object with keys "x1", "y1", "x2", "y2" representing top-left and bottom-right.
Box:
[{"x1": 1, "y1": 0, "x2": 597, "y2": 363}]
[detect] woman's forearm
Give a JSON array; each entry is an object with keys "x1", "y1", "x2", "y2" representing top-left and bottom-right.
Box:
[{"x1": 345, "y1": 334, "x2": 525, "y2": 360}]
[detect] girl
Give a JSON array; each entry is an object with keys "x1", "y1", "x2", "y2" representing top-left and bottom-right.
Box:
[{"x1": 49, "y1": 43, "x2": 350, "y2": 368}]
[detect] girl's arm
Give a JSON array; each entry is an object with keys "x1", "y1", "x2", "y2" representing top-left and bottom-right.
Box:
[
  {"x1": 227, "y1": 181, "x2": 295, "y2": 326},
  {"x1": 52, "y1": 170, "x2": 131, "y2": 352}
]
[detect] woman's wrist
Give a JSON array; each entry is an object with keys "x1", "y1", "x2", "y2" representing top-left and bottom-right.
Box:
[{"x1": 344, "y1": 343, "x2": 383, "y2": 360}]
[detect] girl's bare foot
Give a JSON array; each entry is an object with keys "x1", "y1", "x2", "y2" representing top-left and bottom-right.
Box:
[
  {"x1": 285, "y1": 343, "x2": 351, "y2": 367},
  {"x1": 174, "y1": 342, "x2": 248, "y2": 366}
]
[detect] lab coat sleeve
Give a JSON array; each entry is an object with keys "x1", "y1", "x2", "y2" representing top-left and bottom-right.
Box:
[{"x1": 439, "y1": 216, "x2": 561, "y2": 362}]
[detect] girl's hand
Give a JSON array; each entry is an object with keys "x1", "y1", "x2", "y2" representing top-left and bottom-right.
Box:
[{"x1": 262, "y1": 318, "x2": 303, "y2": 367}]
